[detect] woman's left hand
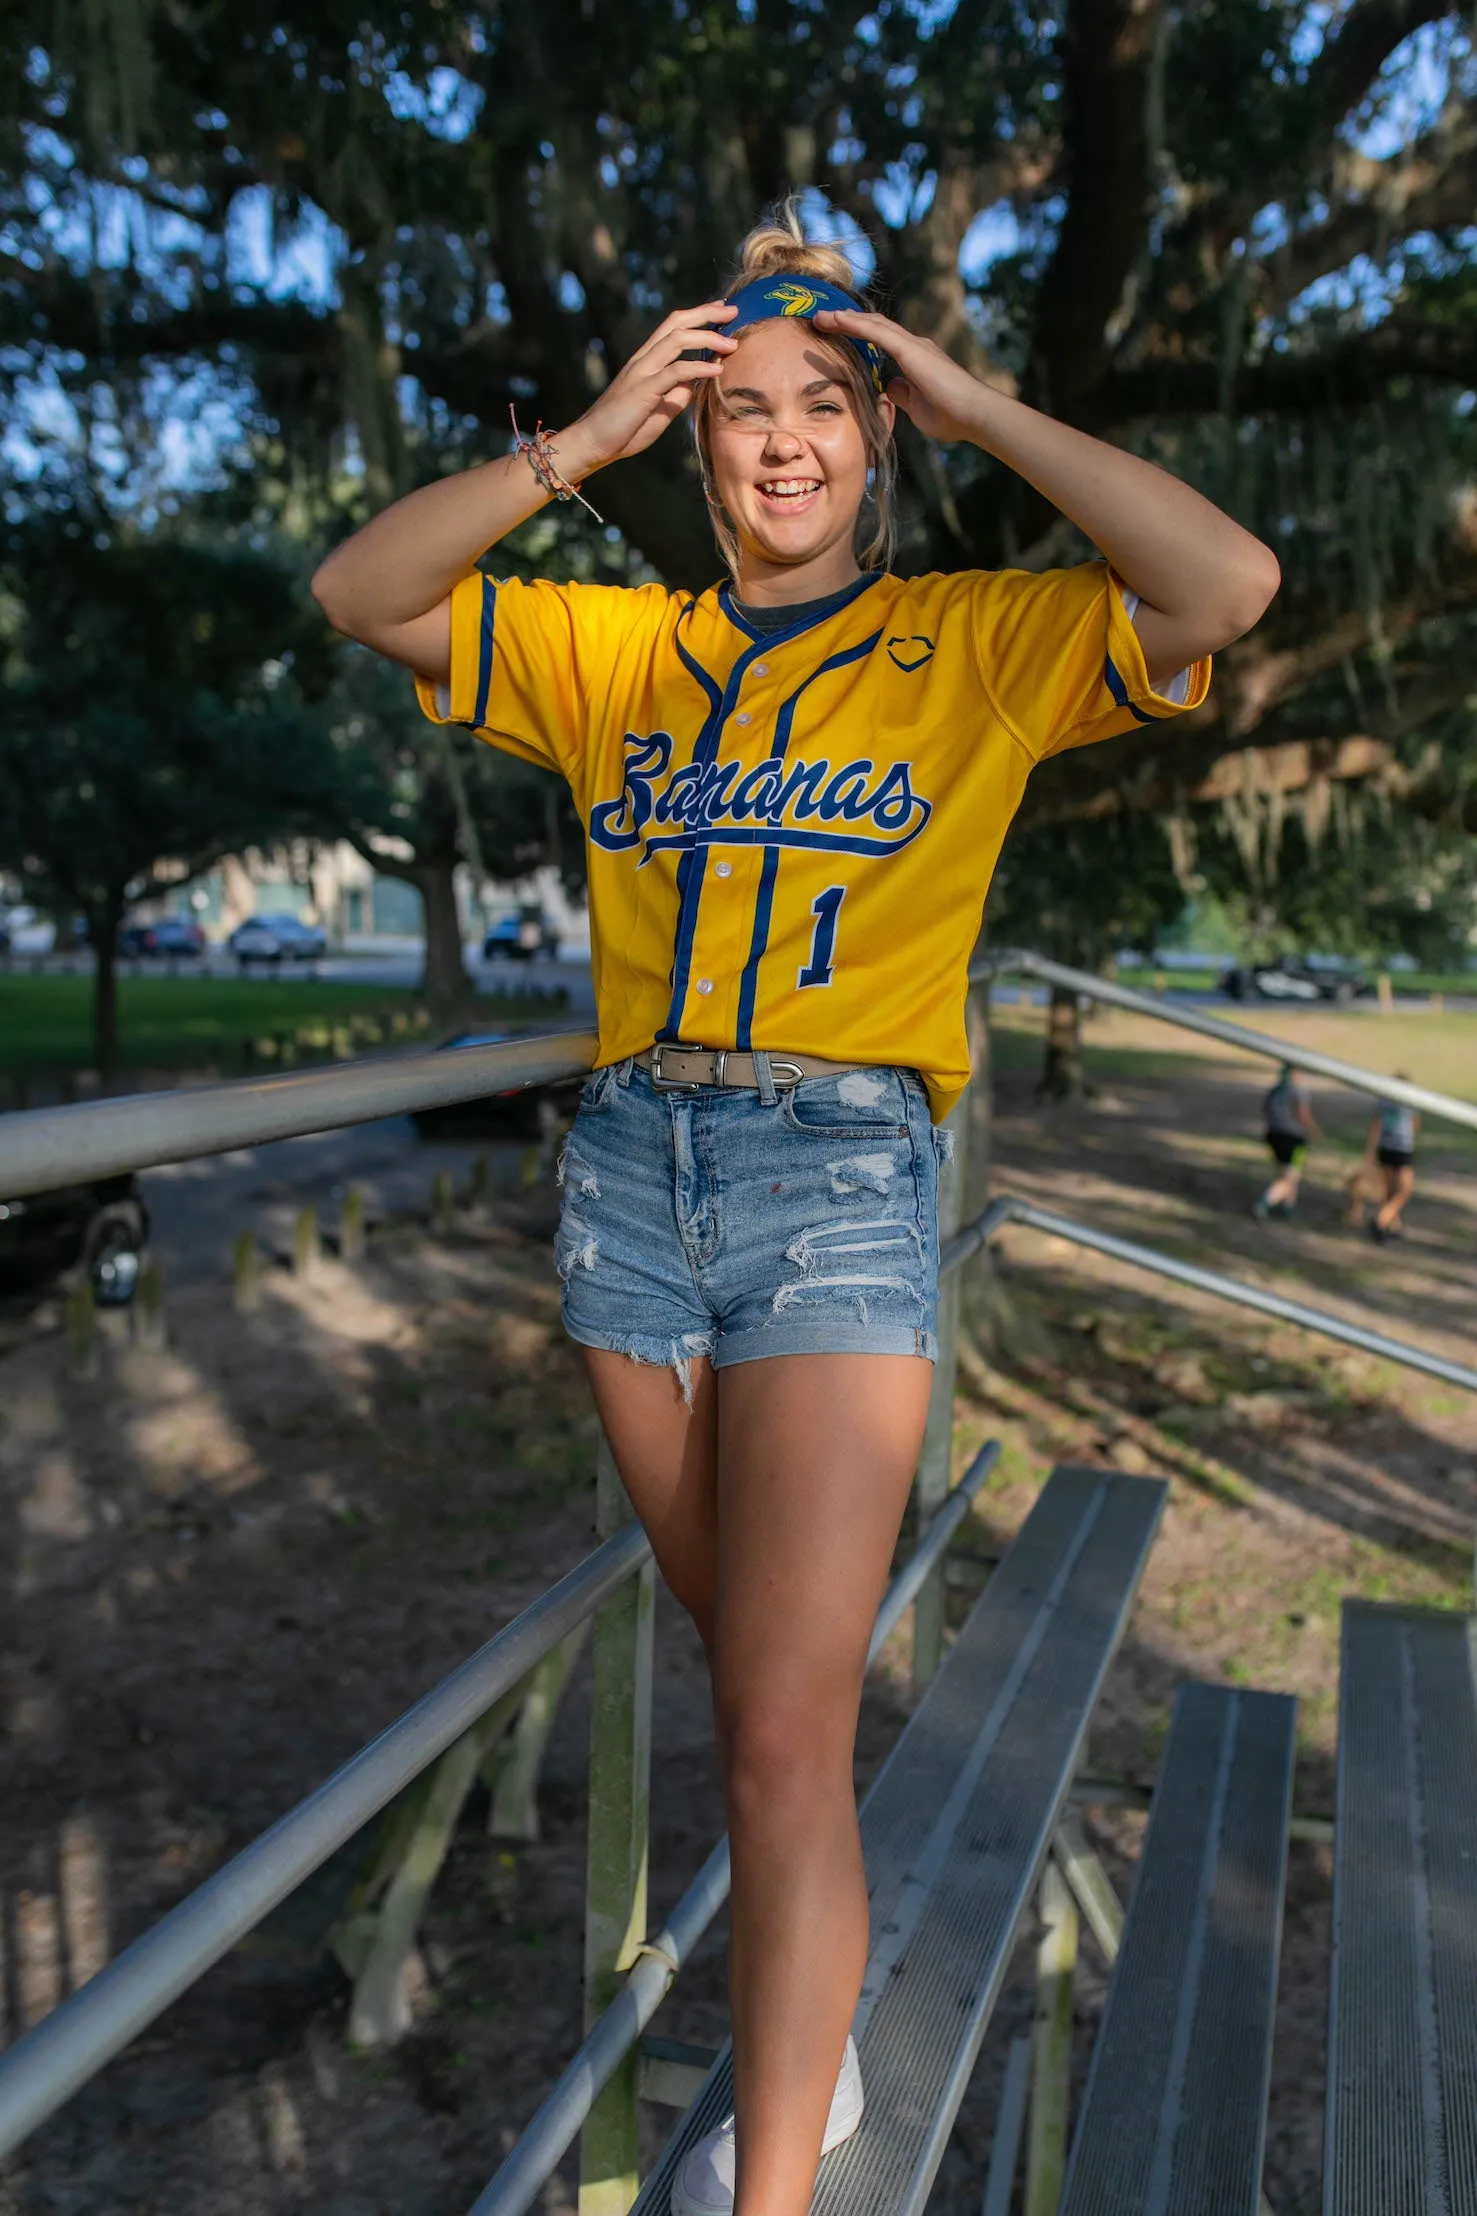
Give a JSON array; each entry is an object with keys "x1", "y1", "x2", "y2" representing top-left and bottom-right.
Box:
[
  {"x1": 819, "y1": 298, "x2": 1281, "y2": 676},
  {"x1": 813, "y1": 308, "x2": 989, "y2": 444}
]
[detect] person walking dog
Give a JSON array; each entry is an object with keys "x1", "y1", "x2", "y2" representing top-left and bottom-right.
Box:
[
  {"x1": 313, "y1": 202, "x2": 1279, "y2": 2216},
  {"x1": 1364, "y1": 1079, "x2": 1420, "y2": 1240}
]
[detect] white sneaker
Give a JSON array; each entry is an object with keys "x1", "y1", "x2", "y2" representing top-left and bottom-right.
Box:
[{"x1": 670, "y1": 2037, "x2": 864, "y2": 2216}]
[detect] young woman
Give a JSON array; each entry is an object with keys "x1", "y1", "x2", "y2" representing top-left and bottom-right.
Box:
[
  {"x1": 1364, "y1": 1080, "x2": 1420, "y2": 1239},
  {"x1": 1255, "y1": 1063, "x2": 1321, "y2": 1221},
  {"x1": 314, "y1": 208, "x2": 1279, "y2": 2216}
]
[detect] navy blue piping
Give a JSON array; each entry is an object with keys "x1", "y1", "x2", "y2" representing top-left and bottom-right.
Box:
[
  {"x1": 733, "y1": 628, "x2": 883, "y2": 1046},
  {"x1": 660, "y1": 607, "x2": 728, "y2": 1040},
  {"x1": 472, "y1": 578, "x2": 497, "y2": 728},
  {"x1": 718, "y1": 570, "x2": 882, "y2": 646},
  {"x1": 672, "y1": 604, "x2": 723, "y2": 721},
  {"x1": 735, "y1": 847, "x2": 782, "y2": 1047},
  {"x1": 643, "y1": 821, "x2": 928, "y2": 861},
  {"x1": 1104, "y1": 650, "x2": 1169, "y2": 726}
]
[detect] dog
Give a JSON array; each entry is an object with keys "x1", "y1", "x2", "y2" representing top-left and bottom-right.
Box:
[{"x1": 1342, "y1": 1155, "x2": 1384, "y2": 1228}]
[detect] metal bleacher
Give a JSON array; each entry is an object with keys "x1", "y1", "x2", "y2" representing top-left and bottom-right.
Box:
[
  {"x1": 1, "y1": 949, "x2": 1475, "y2": 2214},
  {"x1": 629, "y1": 1569, "x2": 1477, "y2": 2216},
  {"x1": 1061, "y1": 1682, "x2": 1297, "y2": 2216},
  {"x1": 1325, "y1": 1603, "x2": 1477, "y2": 2216},
  {"x1": 632, "y1": 1468, "x2": 1166, "y2": 2216}
]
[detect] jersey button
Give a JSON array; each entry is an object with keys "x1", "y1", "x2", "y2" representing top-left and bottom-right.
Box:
[
  {"x1": 735, "y1": 712, "x2": 752, "y2": 726},
  {"x1": 752, "y1": 662, "x2": 769, "y2": 677},
  {"x1": 696, "y1": 978, "x2": 714, "y2": 995},
  {"x1": 714, "y1": 861, "x2": 732, "y2": 879}
]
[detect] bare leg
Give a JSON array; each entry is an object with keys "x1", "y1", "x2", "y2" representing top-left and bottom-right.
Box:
[
  {"x1": 581, "y1": 1347, "x2": 719, "y2": 1645},
  {"x1": 713, "y1": 1353, "x2": 933, "y2": 2216},
  {"x1": 581, "y1": 1343, "x2": 932, "y2": 2216},
  {"x1": 1376, "y1": 1164, "x2": 1415, "y2": 1234},
  {"x1": 1259, "y1": 1164, "x2": 1300, "y2": 1212}
]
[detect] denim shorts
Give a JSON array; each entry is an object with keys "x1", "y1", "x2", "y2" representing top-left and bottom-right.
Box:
[{"x1": 556, "y1": 1060, "x2": 945, "y2": 1376}]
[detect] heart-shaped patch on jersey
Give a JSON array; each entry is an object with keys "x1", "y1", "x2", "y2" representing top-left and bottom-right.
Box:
[{"x1": 887, "y1": 634, "x2": 935, "y2": 673}]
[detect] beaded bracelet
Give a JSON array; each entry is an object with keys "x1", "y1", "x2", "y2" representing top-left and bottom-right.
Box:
[{"x1": 510, "y1": 406, "x2": 604, "y2": 523}]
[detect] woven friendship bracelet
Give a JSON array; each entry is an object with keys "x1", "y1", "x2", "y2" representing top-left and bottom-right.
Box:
[{"x1": 509, "y1": 406, "x2": 604, "y2": 524}]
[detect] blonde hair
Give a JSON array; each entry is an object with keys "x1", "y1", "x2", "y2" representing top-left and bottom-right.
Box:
[{"x1": 692, "y1": 198, "x2": 896, "y2": 580}]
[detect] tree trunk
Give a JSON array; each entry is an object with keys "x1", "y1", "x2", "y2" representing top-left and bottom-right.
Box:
[
  {"x1": 417, "y1": 859, "x2": 471, "y2": 1018},
  {"x1": 91, "y1": 904, "x2": 122, "y2": 1080},
  {"x1": 1037, "y1": 984, "x2": 1090, "y2": 1102}
]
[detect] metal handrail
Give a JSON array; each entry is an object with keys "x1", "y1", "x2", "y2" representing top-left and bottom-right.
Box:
[
  {"x1": 0, "y1": 1029, "x2": 599, "y2": 1200},
  {"x1": 466, "y1": 1438, "x2": 1002, "y2": 2216},
  {"x1": 3, "y1": 948, "x2": 1470, "y2": 1202},
  {"x1": 973, "y1": 949, "x2": 1477, "y2": 1132},
  {"x1": 0, "y1": 1518, "x2": 651, "y2": 2158},
  {"x1": 0, "y1": 1221, "x2": 998, "y2": 2165},
  {"x1": 959, "y1": 1195, "x2": 1477, "y2": 1398}
]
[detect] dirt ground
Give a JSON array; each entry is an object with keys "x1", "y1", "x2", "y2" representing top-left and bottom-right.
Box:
[{"x1": 1, "y1": 1006, "x2": 1473, "y2": 2216}]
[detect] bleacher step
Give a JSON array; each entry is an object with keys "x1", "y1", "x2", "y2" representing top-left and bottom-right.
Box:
[
  {"x1": 631, "y1": 1465, "x2": 1166, "y2": 2216},
  {"x1": 1059, "y1": 1680, "x2": 1297, "y2": 2216},
  {"x1": 1325, "y1": 1600, "x2": 1477, "y2": 2215}
]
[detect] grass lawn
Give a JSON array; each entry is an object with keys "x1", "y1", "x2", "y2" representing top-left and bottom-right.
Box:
[
  {"x1": 991, "y1": 997, "x2": 1477, "y2": 1153},
  {"x1": 0, "y1": 971, "x2": 569, "y2": 1084}
]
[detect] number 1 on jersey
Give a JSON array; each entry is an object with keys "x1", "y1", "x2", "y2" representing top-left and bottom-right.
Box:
[{"x1": 798, "y1": 885, "x2": 846, "y2": 989}]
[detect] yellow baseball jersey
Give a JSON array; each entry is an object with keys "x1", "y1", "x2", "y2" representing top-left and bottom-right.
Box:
[{"x1": 417, "y1": 564, "x2": 1208, "y2": 1120}]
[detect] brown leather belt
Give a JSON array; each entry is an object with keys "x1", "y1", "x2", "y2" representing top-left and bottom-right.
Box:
[{"x1": 635, "y1": 1043, "x2": 859, "y2": 1093}]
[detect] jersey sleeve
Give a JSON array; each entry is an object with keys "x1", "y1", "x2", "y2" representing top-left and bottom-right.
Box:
[
  {"x1": 415, "y1": 573, "x2": 670, "y2": 805},
  {"x1": 971, "y1": 561, "x2": 1211, "y2": 763}
]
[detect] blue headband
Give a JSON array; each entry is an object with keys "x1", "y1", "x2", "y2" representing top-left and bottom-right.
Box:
[{"x1": 719, "y1": 276, "x2": 886, "y2": 393}]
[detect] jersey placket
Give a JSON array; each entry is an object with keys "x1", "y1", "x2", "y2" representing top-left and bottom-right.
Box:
[
  {"x1": 734, "y1": 628, "x2": 885, "y2": 1047},
  {"x1": 674, "y1": 655, "x2": 780, "y2": 1043},
  {"x1": 660, "y1": 579, "x2": 886, "y2": 1047}
]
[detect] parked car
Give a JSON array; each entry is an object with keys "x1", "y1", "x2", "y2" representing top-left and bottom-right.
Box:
[
  {"x1": 118, "y1": 917, "x2": 206, "y2": 958},
  {"x1": 482, "y1": 907, "x2": 560, "y2": 962},
  {"x1": 228, "y1": 913, "x2": 328, "y2": 965},
  {"x1": 1220, "y1": 955, "x2": 1371, "y2": 1005},
  {"x1": 0, "y1": 1175, "x2": 149, "y2": 1304},
  {"x1": 410, "y1": 1028, "x2": 566, "y2": 1139}
]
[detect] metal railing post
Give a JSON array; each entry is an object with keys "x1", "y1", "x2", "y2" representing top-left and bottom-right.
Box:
[
  {"x1": 580, "y1": 1438, "x2": 656, "y2": 2216},
  {"x1": 343, "y1": 1679, "x2": 529, "y2": 2046},
  {"x1": 1026, "y1": 1857, "x2": 1079, "y2": 2216},
  {"x1": 912, "y1": 1079, "x2": 971, "y2": 1687},
  {"x1": 487, "y1": 1623, "x2": 592, "y2": 1842}
]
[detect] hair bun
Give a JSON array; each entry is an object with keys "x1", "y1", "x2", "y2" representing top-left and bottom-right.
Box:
[{"x1": 733, "y1": 200, "x2": 858, "y2": 295}]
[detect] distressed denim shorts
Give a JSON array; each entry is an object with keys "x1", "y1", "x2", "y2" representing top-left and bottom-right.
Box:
[{"x1": 556, "y1": 1059, "x2": 945, "y2": 1377}]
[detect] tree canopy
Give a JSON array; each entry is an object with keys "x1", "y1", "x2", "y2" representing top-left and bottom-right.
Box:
[
  {"x1": 2, "y1": 0, "x2": 1474, "y2": 861},
  {"x1": 0, "y1": 518, "x2": 348, "y2": 1070}
]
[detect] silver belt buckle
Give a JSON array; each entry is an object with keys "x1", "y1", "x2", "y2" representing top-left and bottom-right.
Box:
[{"x1": 649, "y1": 1041, "x2": 708, "y2": 1092}]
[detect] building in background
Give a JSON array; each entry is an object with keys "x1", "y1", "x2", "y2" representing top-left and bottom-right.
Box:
[{"x1": 140, "y1": 843, "x2": 589, "y2": 957}]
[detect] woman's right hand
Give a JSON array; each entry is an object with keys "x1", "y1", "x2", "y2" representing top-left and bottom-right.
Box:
[
  {"x1": 311, "y1": 303, "x2": 736, "y2": 671},
  {"x1": 559, "y1": 303, "x2": 737, "y2": 477}
]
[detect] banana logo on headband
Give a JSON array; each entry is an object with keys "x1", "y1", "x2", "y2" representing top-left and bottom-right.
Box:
[
  {"x1": 766, "y1": 282, "x2": 823, "y2": 317},
  {"x1": 712, "y1": 274, "x2": 887, "y2": 392}
]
